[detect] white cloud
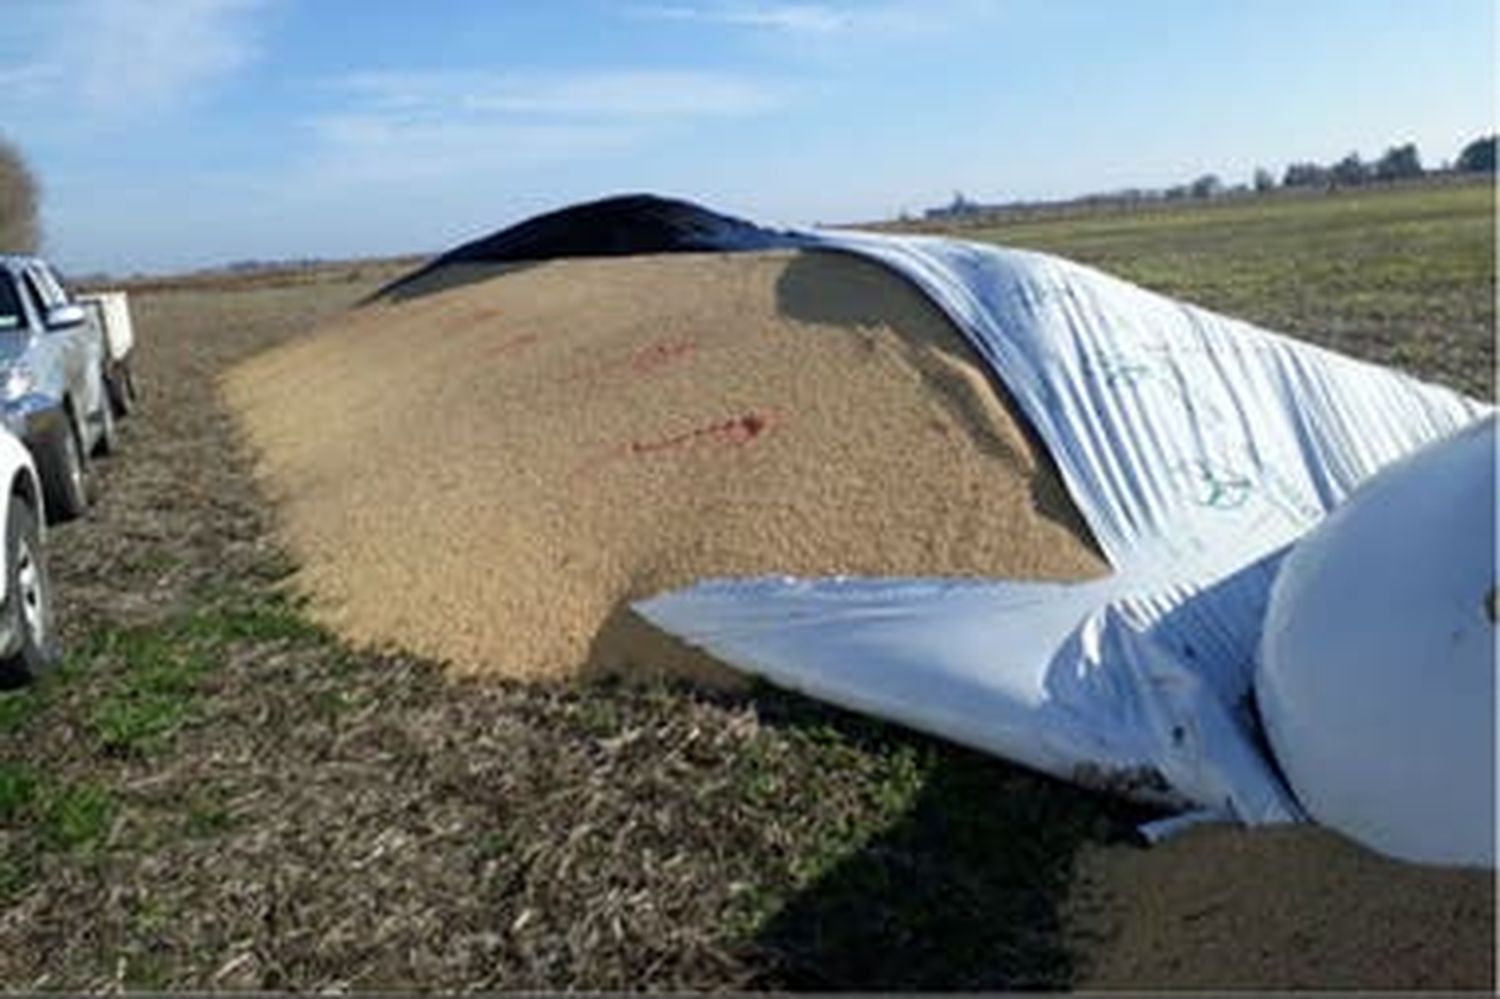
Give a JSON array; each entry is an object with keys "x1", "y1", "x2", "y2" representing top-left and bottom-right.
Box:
[
  {"x1": 630, "y1": 0, "x2": 996, "y2": 38},
  {"x1": 305, "y1": 115, "x2": 641, "y2": 184},
  {"x1": 636, "y1": 3, "x2": 851, "y2": 34},
  {"x1": 304, "y1": 68, "x2": 786, "y2": 185},
  {"x1": 0, "y1": 0, "x2": 270, "y2": 118},
  {"x1": 0, "y1": 63, "x2": 63, "y2": 101},
  {"x1": 338, "y1": 69, "x2": 783, "y2": 119},
  {"x1": 70, "y1": 0, "x2": 269, "y2": 112}
]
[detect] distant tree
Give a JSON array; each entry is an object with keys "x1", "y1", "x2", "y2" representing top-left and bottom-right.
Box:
[
  {"x1": 1457, "y1": 135, "x2": 1496, "y2": 173},
  {"x1": 1188, "y1": 173, "x2": 1223, "y2": 199},
  {"x1": 0, "y1": 137, "x2": 39, "y2": 253},
  {"x1": 1252, "y1": 167, "x2": 1276, "y2": 192},
  {"x1": 1330, "y1": 152, "x2": 1369, "y2": 186},
  {"x1": 1282, "y1": 162, "x2": 1330, "y2": 188},
  {"x1": 1374, "y1": 143, "x2": 1423, "y2": 181},
  {"x1": 1163, "y1": 184, "x2": 1189, "y2": 201}
]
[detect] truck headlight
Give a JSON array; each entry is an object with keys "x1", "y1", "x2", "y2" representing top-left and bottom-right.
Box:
[{"x1": 1, "y1": 364, "x2": 35, "y2": 401}]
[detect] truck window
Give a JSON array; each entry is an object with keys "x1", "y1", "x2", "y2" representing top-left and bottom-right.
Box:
[
  {"x1": 0, "y1": 276, "x2": 22, "y2": 331},
  {"x1": 29, "y1": 263, "x2": 69, "y2": 306},
  {"x1": 18, "y1": 270, "x2": 53, "y2": 328}
]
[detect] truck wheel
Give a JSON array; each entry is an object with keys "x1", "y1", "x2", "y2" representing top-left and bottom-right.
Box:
[
  {"x1": 39, "y1": 418, "x2": 91, "y2": 523},
  {"x1": 0, "y1": 498, "x2": 60, "y2": 688},
  {"x1": 94, "y1": 379, "x2": 119, "y2": 457},
  {"x1": 109, "y1": 364, "x2": 136, "y2": 418}
]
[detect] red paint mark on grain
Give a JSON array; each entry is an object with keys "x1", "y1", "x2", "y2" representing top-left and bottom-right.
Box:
[
  {"x1": 629, "y1": 411, "x2": 774, "y2": 457},
  {"x1": 569, "y1": 409, "x2": 780, "y2": 481},
  {"x1": 629, "y1": 338, "x2": 697, "y2": 375},
  {"x1": 486, "y1": 331, "x2": 540, "y2": 359},
  {"x1": 563, "y1": 336, "x2": 698, "y2": 385}
]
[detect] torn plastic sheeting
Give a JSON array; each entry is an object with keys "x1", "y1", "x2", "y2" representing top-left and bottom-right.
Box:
[
  {"x1": 638, "y1": 571, "x2": 1299, "y2": 823},
  {"x1": 635, "y1": 227, "x2": 1490, "y2": 824}
]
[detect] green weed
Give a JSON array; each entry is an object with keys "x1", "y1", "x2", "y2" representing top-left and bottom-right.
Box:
[
  {"x1": 41, "y1": 782, "x2": 115, "y2": 852},
  {"x1": 0, "y1": 691, "x2": 38, "y2": 734},
  {"x1": 0, "y1": 763, "x2": 39, "y2": 822}
]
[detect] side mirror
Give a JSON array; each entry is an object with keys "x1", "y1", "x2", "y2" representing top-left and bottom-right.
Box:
[{"x1": 44, "y1": 303, "x2": 86, "y2": 330}]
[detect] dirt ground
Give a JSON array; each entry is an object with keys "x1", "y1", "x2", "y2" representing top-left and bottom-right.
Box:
[
  {"x1": 1069, "y1": 824, "x2": 1494, "y2": 989},
  {"x1": 0, "y1": 254, "x2": 1490, "y2": 990}
]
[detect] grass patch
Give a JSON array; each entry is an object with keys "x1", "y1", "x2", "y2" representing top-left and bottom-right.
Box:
[
  {"x1": 721, "y1": 723, "x2": 930, "y2": 932},
  {"x1": 179, "y1": 785, "x2": 239, "y2": 839},
  {"x1": 42, "y1": 781, "x2": 115, "y2": 852},
  {"x1": 740, "y1": 724, "x2": 1126, "y2": 989},
  {"x1": 178, "y1": 589, "x2": 325, "y2": 647},
  {"x1": 184, "y1": 802, "x2": 235, "y2": 838},
  {"x1": 0, "y1": 763, "x2": 114, "y2": 853},
  {"x1": 91, "y1": 692, "x2": 195, "y2": 755},
  {"x1": 0, "y1": 691, "x2": 38, "y2": 735},
  {"x1": 118, "y1": 548, "x2": 180, "y2": 580},
  {"x1": 81, "y1": 589, "x2": 325, "y2": 756},
  {"x1": 0, "y1": 854, "x2": 28, "y2": 901},
  {"x1": 87, "y1": 625, "x2": 210, "y2": 755},
  {"x1": 0, "y1": 763, "x2": 38, "y2": 821}
]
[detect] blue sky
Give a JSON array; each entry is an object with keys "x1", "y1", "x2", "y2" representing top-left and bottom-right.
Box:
[{"x1": 2, "y1": 0, "x2": 1493, "y2": 274}]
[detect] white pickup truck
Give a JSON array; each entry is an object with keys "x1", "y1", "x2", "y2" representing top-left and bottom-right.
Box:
[
  {"x1": 0, "y1": 254, "x2": 132, "y2": 521},
  {"x1": 0, "y1": 427, "x2": 57, "y2": 686},
  {"x1": 76, "y1": 289, "x2": 137, "y2": 417}
]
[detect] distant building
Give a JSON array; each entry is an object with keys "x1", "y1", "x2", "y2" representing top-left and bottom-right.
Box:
[{"x1": 924, "y1": 191, "x2": 986, "y2": 221}]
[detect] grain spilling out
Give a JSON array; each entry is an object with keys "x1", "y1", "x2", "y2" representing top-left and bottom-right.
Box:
[{"x1": 222, "y1": 250, "x2": 1105, "y2": 683}]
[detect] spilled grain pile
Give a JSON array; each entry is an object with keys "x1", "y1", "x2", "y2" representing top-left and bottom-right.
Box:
[{"x1": 223, "y1": 249, "x2": 1105, "y2": 683}]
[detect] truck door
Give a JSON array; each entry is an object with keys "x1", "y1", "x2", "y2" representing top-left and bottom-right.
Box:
[{"x1": 19, "y1": 266, "x2": 93, "y2": 434}]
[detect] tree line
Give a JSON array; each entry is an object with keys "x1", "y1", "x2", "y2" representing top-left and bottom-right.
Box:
[
  {"x1": 1267, "y1": 135, "x2": 1495, "y2": 192},
  {"x1": 1146, "y1": 135, "x2": 1493, "y2": 205},
  {"x1": 926, "y1": 134, "x2": 1497, "y2": 220}
]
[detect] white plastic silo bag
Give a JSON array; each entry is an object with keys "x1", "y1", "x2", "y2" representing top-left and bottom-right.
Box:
[
  {"x1": 639, "y1": 231, "x2": 1489, "y2": 832},
  {"x1": 1256, "y1": 416, "x2": 1496, "y2": 867}
]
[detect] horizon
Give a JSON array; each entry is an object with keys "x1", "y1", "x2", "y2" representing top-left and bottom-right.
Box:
[
  {"x1": 67, "y1": 174, "x2": 1489, "y2": 280},
  {"x1": 3, "y1": 0, "x2": 1494, "y2": 275}
]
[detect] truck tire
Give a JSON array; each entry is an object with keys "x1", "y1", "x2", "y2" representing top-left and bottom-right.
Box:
[
  {"x1": 94, "y1": 376, "x2": 119, "y2": 457},
  {"x1": 0, "y1": 498, "x2": 60, "y2": 688},
  {"x1": 108, "y1": 363, "x2": 136, "y2": 418},
  {"x1": 38, "y1": 417, "x2": 90, "y2": 523}
]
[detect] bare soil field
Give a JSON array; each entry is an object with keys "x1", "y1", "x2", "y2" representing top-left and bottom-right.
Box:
[{"x1": 0, "y1": 181, "x2": 1493, "y2": 990}]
